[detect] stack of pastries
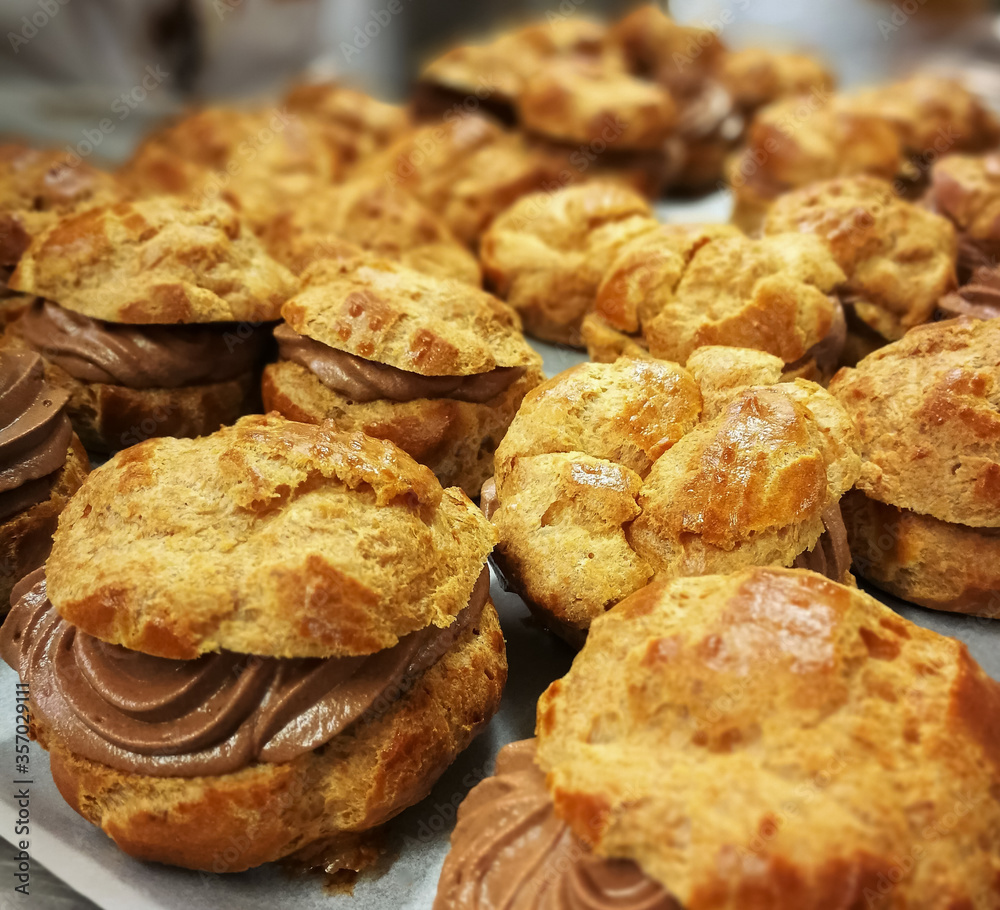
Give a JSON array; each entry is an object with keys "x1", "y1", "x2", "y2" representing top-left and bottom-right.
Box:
[{"x1": 0, "y1": 1, "x2": 998, "y2": 900}]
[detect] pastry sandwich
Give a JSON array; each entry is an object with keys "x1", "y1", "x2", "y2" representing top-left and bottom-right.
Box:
[
  {"x1": 831, "y1": 317, "x2": 1000, "y2": 617},
  {"x1": 1, "y1": 414, "x2": 506, "y2": 871},
  {"x1": 3, "y1": 195, "x2": 297, "y2": 452},
  {"x1": 263, "y1": 255, "x2": 542, "y2": 497},
  {"x1": 435, "y1": 567, "x2": 1000, "y2": 909}
]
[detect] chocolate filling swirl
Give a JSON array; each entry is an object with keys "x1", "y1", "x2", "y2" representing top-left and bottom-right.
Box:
[
  {"x1": 434, "y1": 739, "x2": 677, "y2": 910},
  {"x1": 0, "y1": 567, "x2": 489, "y2": 777},
  {"x1": 18, "y1": 300, "x2": 265, "y2": 389},
  {"x1": 0, "y1": 351, "x2": 72, "y2": 522},
  {"x1": 938, "y1": 265, "x2": 1000, "y2": 321},
  {"x1": 275, "y1": 323, "x2": 524, "y2": 403}
]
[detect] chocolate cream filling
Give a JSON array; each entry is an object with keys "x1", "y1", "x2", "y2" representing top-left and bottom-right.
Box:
[
  {"x1": 274, "y1": 323, "x2": 525, "y2": 404},
  {"x1": 791, "y1": 503, "x2": 853, "y2": 582},
  {"x1": 434, "y1": 738, "x2": 677, "y2": 910},
  {"x1": 0, "y1": 351, "x2": 72, "y2": 523},
  {"x1": 18, "y1": 299, "x2": 265, "y2": 390},
  {"x1": 0, "y1": 567, "x2": 489, "y2": 778},
  {"x1": 938, "y1": 264, "x2": 1000, "y2": 321}
]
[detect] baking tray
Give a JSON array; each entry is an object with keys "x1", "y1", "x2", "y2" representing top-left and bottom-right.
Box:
[{"x1": 1, "y1": 192, "x2": 997, "y2": 909}]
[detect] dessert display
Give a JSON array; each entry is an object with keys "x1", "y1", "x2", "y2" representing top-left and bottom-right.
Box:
[
  {"x1": 487, "y1": 350, "x2": 860, "y2": 644},
  {"x1": 1, "y1": 415, "x2": 505, "y2": 871},
  {"x1": 414, "y1": 5, "x2": 839, "y2": 196},
  {"x1": 436, "y1": 567, "x2": 1000, "y2": 910},
  {"x1": 480, "y1": 181, "x2": 657, "y2": 346},
  {"x1": 2, "y1": 196, "x2": 297, "y2": 452},
  {"x1": 582, "y1": 222, "x2": 847, "y2": 379},
  {"x1": 2, "y1": 3, "x2": 999, "y2": 900},
  {"x1": 762, "y1": 175, "x2": 957, "y2": 352},
  {"x1": 262, "y1": 255, "x2": 542, "y2": 497},
  {"x1": 0, "y1": 351, "x2": 89, "y2": 613},
  {"x1": 830, "y1": 317, "x2": 1000, "y2": 617}
]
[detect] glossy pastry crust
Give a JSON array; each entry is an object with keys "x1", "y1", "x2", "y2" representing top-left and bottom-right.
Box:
[
  {"x1": 535, "y1": 567, "x2": 1000, "y2": 910},
  {"x1": 491, "y1": 352, "x2": 860, "y2": 640},
  {"x1": 764, "y1": 176, "x2": 957, "y2": 340},
  {"x1": 480, "y1": 182, "x2": 656, "y2": 346},
  {"x1": 44, "y1": 415, "x2": 497, "y2": 659}
]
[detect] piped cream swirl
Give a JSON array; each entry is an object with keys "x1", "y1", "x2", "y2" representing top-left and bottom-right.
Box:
[
  {"x1": 0, "y1": 568, "x2": 488, "y2": 777},
  {"x1": 434, "y1": 739, "x2": 677, "y2": 910},
  {"x1": 0, "y1": 351, "x2": 72, "y2": 521}
]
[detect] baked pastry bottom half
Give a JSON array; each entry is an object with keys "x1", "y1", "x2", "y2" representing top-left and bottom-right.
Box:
[
  {"x1": 38, "y1": 603, "x2": 506, "y2": 873},
  {"x1": 843, "y1": 488, "x2": 1000, "y2": 618},
  {"x1": 262, "y1": 359, "x2": 542, "y2": 499}
]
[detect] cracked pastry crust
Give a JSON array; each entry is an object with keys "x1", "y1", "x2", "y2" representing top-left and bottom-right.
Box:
[
  {"x1": 480, "y1": 182, "x2": 657, "y2": 346},
  {"x1": 763, "y1": 175, "x2": 957, "y2": 341},
  {"x1": 728, "y1": 94, "x2": 901, "y2": 232},
  {"x1": 719, "y1": 48, "x2": 835, "y2": 114},
  {"x1": 257, "y1": 177, "x2": 481, "y2": 286},
  {"x1": 352, "y1": 115, "x2": 567, "y2": 247},
  {"x1": 534, "y1": 566, "x2": 1000, "y2": 910},
  {"x1": 582, "y1": 223, "x2": 845, "y2": 374},
  {"x1": 729, "y1": 75, "x2": 998, "y2": 231},
  {"x1": 0, "y1": 144, "x2": 123, "y2": 272},
  {"x1": 490, "y1": 352, "x2": 860, "y2": 641},
  {"x1": 829, "y1": 317, "x2": 1000, "y2": 529},
  {"x1": 518, "y1": 58, "x2": 677, "y2": 151},
  {"x1": 928, "y1": 152, "x2": 1000, "y2": 277},
  {"x1": 44, "y1": 414, "x2": 497, "y2": 660},
  {"x1": 9, "y1": 195, "x2": 298, "y2": 324}
]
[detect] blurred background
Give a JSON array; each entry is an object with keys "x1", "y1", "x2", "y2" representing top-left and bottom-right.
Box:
[{"x1": 1, "y1": 0, "x2": 998, "y2": 163}]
